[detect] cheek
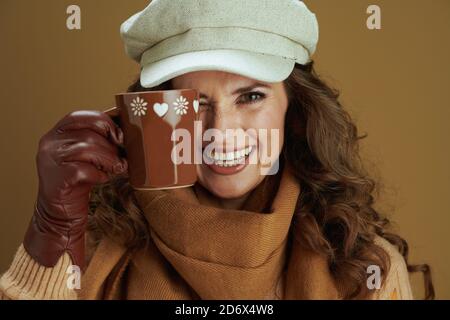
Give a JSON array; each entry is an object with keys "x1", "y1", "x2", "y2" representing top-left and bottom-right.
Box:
[
  {"x1": 243, "y1": 103, "x2": 286, "y2": 152},
  {"x1": 245, "y1": 91, "x2": 288, "y2": 131},
  {"x1": 247, "y1": 106, "x2": 285, "y2": 130}
]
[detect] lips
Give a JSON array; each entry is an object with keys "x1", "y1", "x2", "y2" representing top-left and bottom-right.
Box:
[
  {"x1": 204, "y1": 146, "x2": 254, "y2": 167},
  {"x1": 203, "y1": 146, "x2": 255, "y2": 176}
]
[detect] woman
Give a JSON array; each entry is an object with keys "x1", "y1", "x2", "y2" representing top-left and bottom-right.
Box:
[{"x1": 0, "y1": 0, "x2": 433, "y2": 300}]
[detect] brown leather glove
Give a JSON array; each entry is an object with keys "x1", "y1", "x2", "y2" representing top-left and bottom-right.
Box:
[{"x1": 23, "y1": 110, "x2": 128, "y2": 271}]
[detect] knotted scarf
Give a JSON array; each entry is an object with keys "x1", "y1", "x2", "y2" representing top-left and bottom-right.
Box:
[{"x1": 80, "y1": 164, "x2": 340, "y2": 300}]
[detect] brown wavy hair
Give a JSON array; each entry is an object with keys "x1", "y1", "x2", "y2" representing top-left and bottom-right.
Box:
[{"x1": 88, "y1": 61, "x2": 434, "y2": 299}]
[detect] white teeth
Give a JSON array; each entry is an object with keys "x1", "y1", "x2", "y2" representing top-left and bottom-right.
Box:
[{"x1": 206, "y1": 146, "x2": 253, "y2": 167}]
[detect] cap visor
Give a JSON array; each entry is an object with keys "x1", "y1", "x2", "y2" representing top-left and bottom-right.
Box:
[{"x1": 140, "y1": 49, "x2": 295, "y2": 88}]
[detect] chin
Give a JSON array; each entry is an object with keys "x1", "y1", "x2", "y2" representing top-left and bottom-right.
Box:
[
  {"x1": 202, "y1": 178, "x2": 251, "y2": 199},
  {"x1": 198, "y1": 165, "x2": 263, "y2": 200},
  {"x1": 209, "y1": 185, "x2": 249, "y2": 200}
]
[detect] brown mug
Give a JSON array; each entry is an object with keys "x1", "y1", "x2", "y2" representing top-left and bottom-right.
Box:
[{"x1": 104, "y1": 89, "x2": 199, "y2": 190}]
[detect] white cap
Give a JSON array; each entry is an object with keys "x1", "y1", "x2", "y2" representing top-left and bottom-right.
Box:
[{"x1": 120, "y1": 0, "x2": 319, "y2": 88}]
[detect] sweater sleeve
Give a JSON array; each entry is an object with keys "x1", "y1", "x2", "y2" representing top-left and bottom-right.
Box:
[
  {"x1": 0, "y1": 245, "x2": 78, "y2": 300},
  {"x1": 371, "y1": 237, "x2": 414, "y2": 300}
]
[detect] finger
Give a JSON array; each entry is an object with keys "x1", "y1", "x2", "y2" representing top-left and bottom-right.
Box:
[
  {"x1": 56, "y1": 128, "x2": 121, "y2": 154},
  {"x1": 54, "y1": 111, "x2": 123, "y2": 146},
  {"x1": 64, "y1": 162, "x2": 112, "y2": 187},
  {"x1": 58, "y1": 142, "x2": 128, "y2": 175}
]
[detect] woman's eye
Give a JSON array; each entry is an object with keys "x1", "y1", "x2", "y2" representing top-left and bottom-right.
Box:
[
  {"x1": 237, "y1": 92, "x2": 266, "y2": 105},
  {"x1": 198, "y1": 98, "x2": 209, "y2": 106}
]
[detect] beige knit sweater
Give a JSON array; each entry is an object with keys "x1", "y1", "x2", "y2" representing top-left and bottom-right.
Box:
[{"x1": 0, "y1": 236, "x2": 413, "y2": 300}]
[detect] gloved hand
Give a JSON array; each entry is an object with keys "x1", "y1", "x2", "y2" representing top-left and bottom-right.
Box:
[{"x1": 23, "y1": 110, "x2": 128, "y2": 271}]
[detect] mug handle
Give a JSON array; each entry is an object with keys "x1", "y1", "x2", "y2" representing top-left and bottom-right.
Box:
[
  {"x1": 103, "y1": 106, "x2": 121, "y2": 127},
  {"x1": 103, "y1": 106, "x2": 119, "y2": 117}
]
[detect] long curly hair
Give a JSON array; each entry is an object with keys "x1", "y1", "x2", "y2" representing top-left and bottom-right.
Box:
[{"x1": 88, "y1": 61, "x2": 434, "y2": 299}]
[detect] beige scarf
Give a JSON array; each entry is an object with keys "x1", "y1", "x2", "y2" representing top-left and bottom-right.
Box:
[{"x1": 80, "y1": 163, "x2": 340, "y2": 300}]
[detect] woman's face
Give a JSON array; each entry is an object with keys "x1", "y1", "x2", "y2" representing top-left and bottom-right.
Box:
[{"x1": 172, "y1": 71, "x2": 289, "y2": 200}]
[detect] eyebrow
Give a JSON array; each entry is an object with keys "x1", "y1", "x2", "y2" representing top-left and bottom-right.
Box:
[{"x1": 199, "y1": 82, "x2": 271, "y2": 99}]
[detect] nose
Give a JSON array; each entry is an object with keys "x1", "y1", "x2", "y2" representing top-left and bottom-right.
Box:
[
  {"x1": 201, "y1": 104, "x2": 245, "y2": 149},
  {"x1": 200, "y1": 101, "x2": 241, "y2": 130},
  {"x1": 213, "y1": 109, "x2": 238, "y2": 131}
]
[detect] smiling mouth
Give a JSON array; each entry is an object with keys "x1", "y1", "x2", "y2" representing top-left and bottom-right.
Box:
[{"x1": 203, "y1": 146, "x2": 254, "y2": 167}]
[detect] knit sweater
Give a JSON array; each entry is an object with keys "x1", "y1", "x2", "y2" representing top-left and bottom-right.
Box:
[{"x1": 0, "y1": 236, "x2": 413, "y2": 300}]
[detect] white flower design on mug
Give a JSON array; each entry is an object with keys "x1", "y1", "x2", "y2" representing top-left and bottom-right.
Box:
[
  {"x1": 173, "y1": 96, "x2": 189, "y2": 115},
  {"x1": 130, "y1": 97, "x2": 148, "y2": 117}
]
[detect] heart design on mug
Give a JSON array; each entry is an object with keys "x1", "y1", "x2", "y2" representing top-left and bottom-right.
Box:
[
  {"x1": 153, "y1": 103, "x2": 169, "y2": 117},
  {"x1": 193, "y1": 99, "x2": 199, "y2": 114}
]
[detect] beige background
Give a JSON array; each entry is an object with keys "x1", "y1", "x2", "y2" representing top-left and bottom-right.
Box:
[{"x1": 0, "y1": 0, "x2": 449, "y2": 299}]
